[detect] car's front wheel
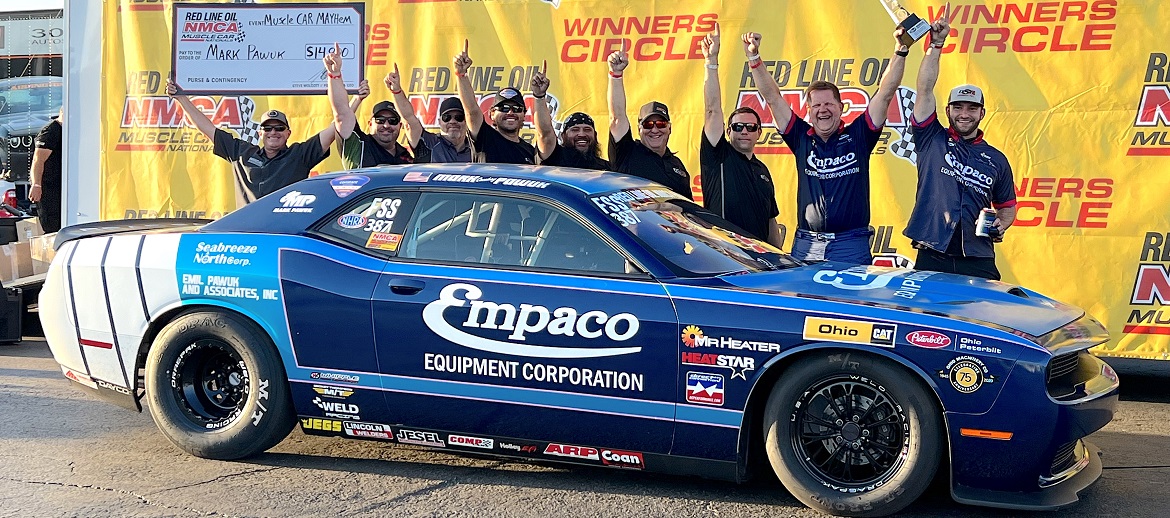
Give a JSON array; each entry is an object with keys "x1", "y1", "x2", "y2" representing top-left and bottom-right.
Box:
[
  {"x1": 763, "y1": 352, "x2": 943, "y2": 517},
  {"x1": 145, "y1": 310, "x2": 295, "y2": 459}
]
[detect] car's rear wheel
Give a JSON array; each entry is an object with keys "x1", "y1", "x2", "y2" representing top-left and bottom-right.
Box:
[
  {"x1": 145, "y1": 310, "x2": 295, "y2": 459},
  {"x1": 763, "y1": 352, "x2": 942, "y2": 517}
]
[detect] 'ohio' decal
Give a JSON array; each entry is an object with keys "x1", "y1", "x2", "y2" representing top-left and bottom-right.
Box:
[{"x1": 422, "y1": 283, "x2": 642, "y2": 359}]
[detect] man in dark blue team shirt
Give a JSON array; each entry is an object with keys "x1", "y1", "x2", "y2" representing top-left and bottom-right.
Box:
[
  {"x1": 907, "y1": 7, "x2": 1017, "y2": 280},
  {"x1": 745, "y1": 30, "x2": 908, "y2": 263}
]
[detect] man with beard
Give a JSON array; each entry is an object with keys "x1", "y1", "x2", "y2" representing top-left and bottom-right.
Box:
[
  {"x1": 699, "y1": 24, "x2": 783, "y2": 248},
  {"x1": 385, "y1": 63, "x2": 472, "y2": 163},
  {"x1": 328, "y1": 50, "x2": 416, "y2": 168},
  {"x1": 907, "y1": 7, "x2": 1016, "y2": 280},
  {"x1": 454, "y1": 41, "x2": 536, "y2": 164},
  {"x1": 166, "y1": 69, "x2": 334, "y2": 208},
  {"x1": 529, "y1": 61, "x2": 609, "y2": 170},
  {"x1": 606, "y1": 45, "x2": 692, "y2": 199},
  {"x1": 745, "y1": 29, "x2": 907, "y2": 263}
]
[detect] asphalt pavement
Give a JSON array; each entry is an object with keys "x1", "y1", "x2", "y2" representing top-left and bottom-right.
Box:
[{"x1": 2, "y1": 338, "x2": 1168, "y2": 518}]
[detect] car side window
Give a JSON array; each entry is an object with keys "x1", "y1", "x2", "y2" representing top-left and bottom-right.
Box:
[
  {"x1": 315, "y1": 191, "x2": 420, "y2": 256},
  {"x1": 399, "y1": 192, "x2": 628, "y2": 274}
]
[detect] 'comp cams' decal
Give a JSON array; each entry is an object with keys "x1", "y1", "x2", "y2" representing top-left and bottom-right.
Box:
[
  {"x1": 422, "y1": 283, "x2": 641, "y2": 359},
  {"x1": 803, "y1": 316, "x2": 896, "y2": 347}
]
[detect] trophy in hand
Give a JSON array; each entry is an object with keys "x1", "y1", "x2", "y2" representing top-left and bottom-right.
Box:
[{"x1": 878, "y1": 0, "x2": 933, "y2": 46}]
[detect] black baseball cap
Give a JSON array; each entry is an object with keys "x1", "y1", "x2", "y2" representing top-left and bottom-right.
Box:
[
  {"x1": 371, "y1": 100, "x2": 399, "y2": 117},
  {"x1": 493, "y1": 87, "x2": 525, "y2": 109},
  {"x1": 638, "y1": 101, "x2": 670, "y2": 123},
  {"x1": 261, "y1": 109, "x2": 289, "y2": 126},
  {"x1": 440, "y1": 97, "x2": 464, "y2": 115}
]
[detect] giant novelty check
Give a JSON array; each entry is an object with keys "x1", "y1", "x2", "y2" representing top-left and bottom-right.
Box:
[{"x1": 170, "y1": 2, "x2": 364, "y2": 95}]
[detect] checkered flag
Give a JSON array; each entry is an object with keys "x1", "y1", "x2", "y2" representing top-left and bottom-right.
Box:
[
  {"x1": 237, "y1": 96, "x2": 261, "y2": 146},
  {"x1": 889, "y1": 87, "x2": 918, "y2": 166}
]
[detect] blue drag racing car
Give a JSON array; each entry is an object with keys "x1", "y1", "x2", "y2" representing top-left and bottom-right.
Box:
[{"x1": 42, "y1": 164, "x2": 1118, "y2": 517}]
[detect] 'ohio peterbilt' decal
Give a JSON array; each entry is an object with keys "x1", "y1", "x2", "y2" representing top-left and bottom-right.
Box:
[{"x1": 422, "y1": 283, "x2": 642, "y2": 359}]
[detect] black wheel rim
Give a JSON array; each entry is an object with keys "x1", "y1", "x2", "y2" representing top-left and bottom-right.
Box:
[
  {"x1": 791, "y1": 375, "x2": 909, "y2": 489},
  {"x1": 171, "y1": 338, "x2": 250, "y2": 429}
]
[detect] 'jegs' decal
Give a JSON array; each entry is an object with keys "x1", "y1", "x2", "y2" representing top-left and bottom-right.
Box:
[{"x1": 422, "y1": 283, "x2": 641, "y2": 359}]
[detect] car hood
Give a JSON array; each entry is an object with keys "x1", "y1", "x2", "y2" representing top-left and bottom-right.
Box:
[{"x1": 720, "y1": 263, "x2": 1085, "y2": 337}]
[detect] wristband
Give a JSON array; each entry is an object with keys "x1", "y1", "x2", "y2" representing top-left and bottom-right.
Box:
[
  {"x1": 609, "y1": 71, "x2": 623, "y2": 78},
  {"x1": 326, "y1": 73, "x2": 341, "y2": 79},
  {"x1": 390, "y1": 88, "x2": 403, "y2": 94},
  {"x1": 456, "y1": 71, "x2": 466, "y2": 77},
  {"x1": 31, "y1": 184, "x2": 41, "y2": 188},
  {"x1": 930, "y1": 40, "x2": 946, "y2": 48},
  {"x1": 895, "y1": 49, "x2": 909, "y2": 57},
  {"x1": 746, "y1": 53, "x2": 760, "y2": 61},
  {"x1": 705, "y1": 63, "x2": 718, "y2": 70},
  {"x1": 533, "y1": 93, "x2": 546, "y2": 99},
  {"x1": 749, "y1": 60, "x2": 763, "y2": 69}
]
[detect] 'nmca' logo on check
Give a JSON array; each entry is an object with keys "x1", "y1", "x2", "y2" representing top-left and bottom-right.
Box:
[{"x1": 422, "y1": 283, "x2": 642, "y2": 359}]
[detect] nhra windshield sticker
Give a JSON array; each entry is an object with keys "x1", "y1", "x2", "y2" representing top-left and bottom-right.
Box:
[
  {"x1": 330, "y1": 174, "x2": 370, "y2": 198},
  {"x1": 940, "y1": 356, "x2": 996, "y2": 394},
  {"x1": 803, "y1": 316, "x2": 896, "y2": 348},
  {"x1": 337, "y1": 213, "x2": 367, "y2": 229},
  {"x1": 422, "y1": 283, "x2": 642, "y2": 359},
  {"x1": 812, "y1": 266, "x2": 936, "y2": 300},
  {"x1": 685, "y1": 372, "x2": 724, "y2": 406}
]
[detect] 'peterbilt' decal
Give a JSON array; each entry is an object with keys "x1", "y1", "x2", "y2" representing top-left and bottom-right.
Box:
[{"x1": 423, "y1": 283, "x2": 642, "y2": 359}]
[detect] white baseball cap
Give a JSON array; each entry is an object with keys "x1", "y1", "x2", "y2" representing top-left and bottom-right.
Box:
[{"x1": 948, "y1": 84, "x2": 984, "y2": 106}]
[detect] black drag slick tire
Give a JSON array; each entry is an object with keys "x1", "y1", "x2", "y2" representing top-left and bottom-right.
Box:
[
  {"x1": 762, "y1": 352, "x2": 943, "y2": 517},
  {"x1": 145, "y1": 310, "x2": 295, "y2": 460}
]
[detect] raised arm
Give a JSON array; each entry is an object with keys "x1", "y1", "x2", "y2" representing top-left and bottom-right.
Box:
[
  {"x1": 531, "y1": 60, "x2": 556, "y2": 160},
  {"x1": 454, "y1": 40, "x2": 484, "y2": 137},
  {"x1": 166, "y1": 77, "x2": 217, "y2": 140},
  {"x1": 914, "y1": 7, "x2": 951, "y2": 123},
  {"x1": 324, "y1": 43, "x2": 356, "y2": 140},
  {"x1": 702, "y1": 23, "x2": 724, "y2": 146},
  {"x1": 348, "y1": 79, "x2": 369, "y2": 115},
  {"x1": 386, "y1": 64, "x2": 423, "y2": 148},
  {"x1": 744, "y1": 33, "x2": 792, "y2": 131},
  {"x1": 868, "y1": 28, "x2": 909, "y2": 127},
  {"x1": 606, "y1": 44, "x2": 630, "y2": 141}
]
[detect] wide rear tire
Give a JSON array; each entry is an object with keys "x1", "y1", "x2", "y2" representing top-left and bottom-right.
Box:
[
  {"x1": 145, "y1": 310, "x2": 295, "y2": 459},
  {"x1": 763, "y1": 352, "x2": 943, "y2": 517}
]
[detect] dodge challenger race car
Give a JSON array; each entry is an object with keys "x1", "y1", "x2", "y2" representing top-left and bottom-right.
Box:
[{"x1": 41, "y1": 164, "x2": 1118, "y2": 516}]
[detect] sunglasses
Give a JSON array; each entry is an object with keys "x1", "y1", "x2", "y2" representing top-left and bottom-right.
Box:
[
  {"x1": 495, "y1": 105, "x2": 526, "y2": 114},
  {"x1": 261, "y1": 125, "x2": 287, "y2": 133},
  {"x1": 641, "y1": 120, "x2": 669, "y2": 129},
  {"x1": 441, "y1": 111, "x2": 465, "y2": 122},
  {"x1": 373, "y1": 116, "x2": 400, "y2": 125},
  {"x1": 729, "y1": 122, "x2": 760, "y2": 132}
]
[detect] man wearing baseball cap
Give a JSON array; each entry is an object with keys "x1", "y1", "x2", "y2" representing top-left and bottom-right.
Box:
[
  {"x1": 530, "y1": 63, "x2": 609, "y2": 170},
  {"x1": 328, "y1": 62, "x2": 417, "y2": 168},
  {"x1": 605, "y1": 46, "x2": 692, "y2": 199},
  {"x1": 453, "y1": 42, "x2": 536, "y2": 164},
  {"x1": 385, "y1": 63, "x2": 471, "y2": 163},
  {"x1": 166, "y1": 75, "x2": 334, "y2": 209},
  {"x1": 906, "y1": 7, "x2": 1017, "y2": 280}
]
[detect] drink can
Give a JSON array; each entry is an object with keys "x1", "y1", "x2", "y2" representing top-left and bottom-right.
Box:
[{"x1": 975, "y1": 208, "x2": 996, "y2": 237}]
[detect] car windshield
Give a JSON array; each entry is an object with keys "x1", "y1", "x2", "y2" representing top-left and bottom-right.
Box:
[
  {"x1": 0, "y1": 79, "x2": 63, "y2": 116},
  {"x1": 590, "y1": 188, "x2": 801, "y2": 276}
]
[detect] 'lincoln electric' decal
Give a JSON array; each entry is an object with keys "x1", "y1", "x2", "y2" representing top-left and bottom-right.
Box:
[{"x1": 422, "y1": 283, "x2": 642, "y2": 359}]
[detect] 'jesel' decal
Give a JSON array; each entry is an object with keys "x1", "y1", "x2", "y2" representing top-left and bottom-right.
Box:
[{"x1": 422, "y1": 283, "x2": 642, "y2": 359}]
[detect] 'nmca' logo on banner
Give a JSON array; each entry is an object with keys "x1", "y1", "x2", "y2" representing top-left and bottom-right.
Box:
[
  {"x1": 1129, "y1": 52, "x2": 1170, "y2": 157},
  {"x1": 119, "y1": 94, "x2": 267, "y2": 149}
]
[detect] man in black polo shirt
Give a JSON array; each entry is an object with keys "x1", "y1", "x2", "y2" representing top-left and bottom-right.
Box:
[
  {"x1": 699, "y1": 25, "x2": 783, "y2": 247},
  {"x1": 605, "y1": 47, "x2": 692, "y2": 199},
  {"x1": 744, "y1": 30, "x2": 907, "y2": 263},
  {"x1": 167, "y1": 79, "x2": 334, "y2": 209},
  {"x1": 453, "y1": 41, "x2": 536, "y2": 164},
  {"x1": 907, "y1": 10, "x2": 1016, "y2": 280},
  {"x1": 386, "y1": 63, "x2": 472, "y2": 163},
  {"x1": 327, "y1": 50, "x2": 415, "y2": 168},
  {"x1": 30, "y1": 109, "x2": 62, "y2": 232},
  {"x1": 530, "y1": 62, "x2": 609, "y2": 170}
]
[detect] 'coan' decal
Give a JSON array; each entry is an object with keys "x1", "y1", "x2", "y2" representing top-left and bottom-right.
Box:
[{"x1": 422, "y1": 283, "x2": 642, "y2": 359}]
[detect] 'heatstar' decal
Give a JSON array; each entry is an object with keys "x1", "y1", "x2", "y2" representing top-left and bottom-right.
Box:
[{"x1": 422, "y1": 283, "x2": 642, "y2": 359}]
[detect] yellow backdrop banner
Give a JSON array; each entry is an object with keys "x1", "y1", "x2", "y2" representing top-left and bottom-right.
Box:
[{"x1": 103, "y1": 0, "x2": 1170, "y2": 359}]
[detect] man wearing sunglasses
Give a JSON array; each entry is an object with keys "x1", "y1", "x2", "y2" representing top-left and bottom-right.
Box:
[
  {"x1": 165, "y1": 79, "x2": 334, "y2": 209},
  {"x1": 454, "y1": 42, "x2": 536, "y2": 164},
  {"x1": 744, "y1": 29, "x2": 907, "y2": 264},
  {"x1": 606, "y1": 46, "x2": 692, "y2": 199},
  {"x1": 699, "y1": 24, "x2": 784, "y2": 248},
  {"x1": 386, "y1": 63, "x2": 472, "y2": 163},
  {"x1": 530, "y1": 63, "x2": 609, "y2": 170},
  {"x1": 327, "y1": 53, "x2": 417, "y2": 169}
]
